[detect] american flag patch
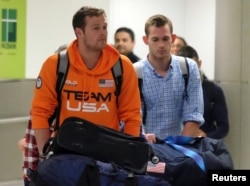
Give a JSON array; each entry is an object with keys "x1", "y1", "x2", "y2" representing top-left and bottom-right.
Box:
[
  {"x1": 147, "y1": 162, "x2": 166, "y2": 173},
  {"x1": 99, "y1": 79, "x2": 114, "y2": 87}
]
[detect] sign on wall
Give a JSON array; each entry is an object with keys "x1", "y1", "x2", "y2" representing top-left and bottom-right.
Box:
[{"x1": 0, "y1": 0, "x2": 26, "y2": 78}]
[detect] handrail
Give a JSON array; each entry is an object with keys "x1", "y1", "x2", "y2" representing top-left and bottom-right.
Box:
[
  {"x1": 0, "y1": 78, "x2": 36, "y2": 83},
  {"x1": 0, "y1": 116, "x2": 29, "y2": 125}
]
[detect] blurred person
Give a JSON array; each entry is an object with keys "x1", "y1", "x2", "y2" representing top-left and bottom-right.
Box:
[
  {"x1": 170, "y1": 36, "x2": 187, "y2": 55},
  {"x1": 178, "y1": 45, "x2": 229, "y2": 139},
  {"x1": 114, "y1": 27, "x2": 140, "y2": 63}
]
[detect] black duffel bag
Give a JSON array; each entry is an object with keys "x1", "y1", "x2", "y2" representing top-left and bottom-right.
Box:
[{"x1": 43, "y1": 117, "x2": 158, "y2": 175}]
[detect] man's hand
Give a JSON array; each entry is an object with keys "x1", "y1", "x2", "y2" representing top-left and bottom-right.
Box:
[
  {"x1": 197, "y1": 129, "x2": 207, "y2": 137},
  {"x1": 18, "y1": 138, "x2": 26, "y2": 151},
  {"x1": 144, "y1": 133, "x2": 157, "y2": 143},
  {"x1": 182, "y1": 121, "x2": 203, "y2": 137}
]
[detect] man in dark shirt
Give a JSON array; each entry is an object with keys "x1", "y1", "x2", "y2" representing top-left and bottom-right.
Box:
[
  {"x1": 178, "y1": 45, "x2": 229, "y2": 139},
  {"x1": 114, "y1": 27, "x2": 140, "y2": 63}
]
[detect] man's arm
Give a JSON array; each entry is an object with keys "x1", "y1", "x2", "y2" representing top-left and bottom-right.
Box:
[
  {"x1": 182, "y1": 121, "x2": 205, "y2": 137},
  {"x1": 34, "y1": 128, "x2": 50, "y2": 154},
  {"x1": 31, "y1": 55, "x2": 59, "y2": 153},
  {"x1": 182, "y1": 59, "x2": 205, "y2": 136}
]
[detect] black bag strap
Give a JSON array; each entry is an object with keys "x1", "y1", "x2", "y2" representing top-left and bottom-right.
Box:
[
  {"x1": 28, "y1": 168, "x2": 48, "y2": 186},
  {"x1": 42, "y1": 51, "x2": 69, "y2": 155},
  {"x1": 54, "y1": 50, "x2": 70, "y2": 131},
  {"x1": 76, "y1": 160, "x2": 101, "y2": 186},
  {"x1": 111, "y1": 56, "x2": 123, "y2": 106},
  {"x1": 177, "y1": 56, "x2": 189, "y2": 100},
  {"x1": 125, "y1": 173, "x2": 138, "y2": 186},
  {"x1": 76, "y1": 160, "x2": 138, "y2": 186}
]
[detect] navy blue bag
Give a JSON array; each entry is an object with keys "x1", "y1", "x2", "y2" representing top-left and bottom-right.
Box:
[
  {"x1": 148, "y1": 136, "x2": 234, "y2": 186},
  {"x1": 29, "y1": 153, "x2": 170, "y2": 186}
]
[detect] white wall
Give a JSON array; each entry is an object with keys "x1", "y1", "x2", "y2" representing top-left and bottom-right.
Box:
[
  {"x1": 108, "y1": 0, "x2": 186, "y2": 60},
  {"x1": 25, "y1": 0, "x2": 110, "y2": 78},
  {"x1": 184, "y1": 0, "x2": 216, "y2": 80},
  {"x1": 25, "y1": 0, "x2": 215, "y2": 79}
]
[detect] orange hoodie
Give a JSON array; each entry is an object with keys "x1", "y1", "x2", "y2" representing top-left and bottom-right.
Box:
[{"x1": 31, "y1": 40, "x2": 141, "y2": 136}]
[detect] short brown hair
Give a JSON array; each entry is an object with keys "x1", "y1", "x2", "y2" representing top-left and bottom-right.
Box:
[
  {"x1": 144, "y1": 14, "x2": 173, "y2": 35},
  {"x1": 72, "y1": 6, "x2": 106, "y2": 30}
]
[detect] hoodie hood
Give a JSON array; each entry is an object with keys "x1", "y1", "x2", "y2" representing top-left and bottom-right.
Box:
[{"x1": 67, "y1": 40, "x2": 120, "y2": 75}]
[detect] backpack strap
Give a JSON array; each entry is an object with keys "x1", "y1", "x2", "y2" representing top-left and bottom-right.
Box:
[
  {"x1": 133, "y1": 61, "x2": 147, "y2": 125},
  {"x1": 111, "y1": 57, "x2": 123, "y2": 105},
  {"x1": 176, "y1": 56, "x2": 189, "y2": 99},
  {"x1": 133, "y1": 61, "x2": 143, "y2": 98},
  {"x1": 56, "y1": 50, "x2": 69, "y2": 94},
  {"x1": 54, "y1": 50, "x2": 69, "y2": 130}
]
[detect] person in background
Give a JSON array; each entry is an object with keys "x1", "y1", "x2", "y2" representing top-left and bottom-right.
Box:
[
  {"x1": 114, "y1": 27, "x2": 140, "y2": 63},
  {"x1": 135, "y1": 14, "x2": 204, "y2": 143},
  {"x1": 170, "y1": 36, "x2": 187, "y2": 55},
  {"x1": 177, "y1": 45, "x2": 229, "y2": 139},
  {"x1": 24, "y1": 6, "x2": 141, "y2": 185}
]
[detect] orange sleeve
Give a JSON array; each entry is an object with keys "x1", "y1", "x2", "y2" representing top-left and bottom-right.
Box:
[
  {"x1": 31, "y1": 55, "x2": 58, "y2": 129},
  {"x1": 117, "y1": 55, "x2": 141, "y2": 136}
]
